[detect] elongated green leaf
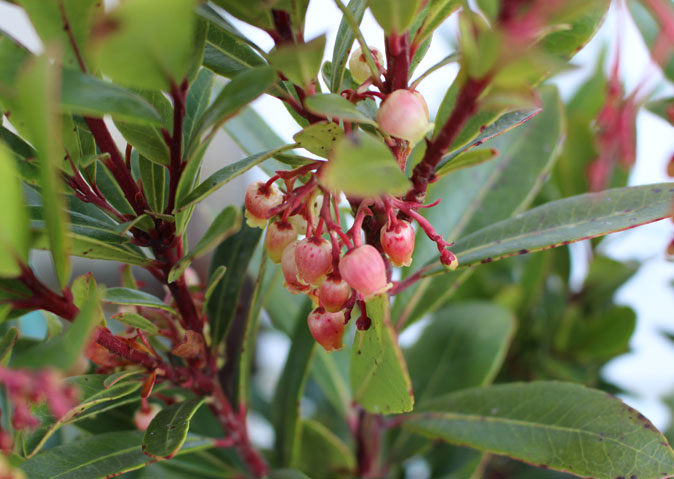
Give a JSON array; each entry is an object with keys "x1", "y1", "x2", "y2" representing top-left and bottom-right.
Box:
[
  {"x1": 542, "y1": 1, "x2": 611, "y2": 60},
  {"x1": 294, "y1": 418, "x2": 356, "y2": 478},
  {"x1": 187, "y1": 67, "x2": 276, "y2": 157},
  {"x1": 183, "y1": 68, "x2": 215, "y2": 147},
  {"x1": 20, "y1": 431, "x2": 213, "y2": 479},
  {"x1": 330, "y1": 0, "x2": 367, "y2": 93},
  {"x1": 404, "y1": 382, "x2": 674, "y2": 479},
  {"x1": 435, "y1": 147, "x2": 499, "y2": 178},
  {"x1": 22, "y1": 374, "x2": 142, "y2": 457},
  {"x1": 113, "y1": 312, "x2": 160, "y2": 334},
  {"x1": 0, "y1": 327, "x2": 18, "y2": 364},
  {"x1": 0, "y1": 147, "x2": 29, "y2": 276},
  {"x1": 310, "y1": 348, "x2": 351, "y2": 419},
  {"x1": 177, "y1": 144, "x2": 297, "y2": 211},
  {"x1": 273, "y1": 299, "x2": 315, "y2": 467},
  {"x1": 199, "y1": 4, "x2": 267, "y2": 79},
  {"x1": 443, "y1": 182, "x2": 674, "y2": 269},
  {"x1": 138, "y1": 154, "x2": 166, "y2": 212},
  {"x1": 13, "y1": 280, "x2": 99, "y2": 369},
  {"x1": 351, "y1": 294, "x2": 414, "y2": 414},
  {"x1": 269, "y1": 36, "x2": 326, "y2": 87},
  {"x1": 61, "y1": 69, "x2": 162, "y2": 125},
  {"x1": 90, "y1": 0, "x2": 196, "y2": 90},
  {"x1": 647, "y1": 97, "x2": 674, "y2": 125},
  {"x1": 17, "y1": 0, "x2": 99, "y2": 70},
  {"x1": 103, "y1": 287, "x2": 175, "y2": 313},
  {"x1": 13, "y1": 55, "x2": 71, "y2": 288},
  {"x1": 207, "y1": 219, "x2": 263, "y2": 348},
  {"x1": 269, "y1": 470, "x2": 312, "y2": 479},
  {"x1": 211, "y1": 0, "x2": 274, "y2": 29},
  {"x1": 168, "y1": 206, "x2": 241, "y2": 282},
  {"x1": 323, "y1": 131, "x2": 411, "y2": 196},
  {"x1": 115, "y1": 90, "x2": 172, "y2": 166},
  {"x1": 304, "y1": 93, "x2": 376, "y2": 125},
  {"x1": 143, "y1": 398, "x2": 206, "y2": 459}
]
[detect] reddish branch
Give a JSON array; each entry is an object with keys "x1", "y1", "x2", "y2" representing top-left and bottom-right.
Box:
[{"x1": 385, "y1": 33, "x2": 411, "y2": 92}]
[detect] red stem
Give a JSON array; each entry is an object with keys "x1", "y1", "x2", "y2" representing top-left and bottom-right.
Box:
[{"x1": 385, "y1": 33, "x2": 411, "y2": 92}]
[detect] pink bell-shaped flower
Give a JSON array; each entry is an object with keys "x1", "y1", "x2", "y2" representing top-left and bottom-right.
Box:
[
  {"x1": 339, "y1": 245, "x2": 389, "y2": 299},
  {"x1": 307, "y1": 307, "x2": 345, "y2": 352},
  {"x1": 380, "y1": 220, "x2": 415, "y2": 267}
]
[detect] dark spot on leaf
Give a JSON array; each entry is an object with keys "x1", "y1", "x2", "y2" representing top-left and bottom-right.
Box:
[
  {"x1": 652, "y1": 188, "x2": 662, "y2": 193},
  {"x1": 519, "y1": 249, "x2": 529, "y2": 254}
]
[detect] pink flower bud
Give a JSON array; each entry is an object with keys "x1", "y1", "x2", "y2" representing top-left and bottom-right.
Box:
[
  {"x1": 244, "y1": 181, "x2": 283, "y2": 228},
  {"x1": 295, "y1": 237, "x2": 333, "y2": 286},
  {"x1": 339, "y1": 245, "x2": 389, "y2": 298},
  {"x1": 441, "y1": 250, "x2": 459, "y2": 271},
  {"x1": 380, "y1": 220, "x2": 415, "y2": 267},
  {"x1": 319, "y1": 274, "x2": 352, "y2": 312},
  {"x1": 349, "y1": 46, "x2": 385, "y2": 84},
  {"x1": 376, "y1": 90, "x2": 430, "y2": 144},
  {"x1": 133, "y1": 403, "x2": 161, "y2": 431},
  {"x1": 282, "y1": 241, "x2": 309, "y2": 294},
  {"x1": 265, "y1": 221, "x2": 297, "y2": 263},
  {"x1": 307, "y1": 307, "x2": 345, "y2": 352}
]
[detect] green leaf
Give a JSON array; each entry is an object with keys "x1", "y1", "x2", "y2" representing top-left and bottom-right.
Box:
[
  {"x1": 20, "y1": 431, "x2": 213, "y2": 479},
  {"x1": 322, "y1": 131, "x2": 411, "y2": 196},
  {"x1": 330, "y1": 0, "x2": 368, "y2": 93},
  {"x1": 207, "y1": 219, "x2": 263, "y2": 348},
  {"x1": 350, "y1": 294, "x2": 414, "y2": 414},
  {"x1": 187, "y1": 67, "x2": 276, "y2": 157},
  {"x1": 115, "y1": 90, "x2": 172, "y2": 166},
  {"x1": 413, "y1": 0, "x2": 461, "y2": 47},
  {"x1": 12, "y1": 54, "x2": 71, "y2": 288},
  {"x1": 13, "y1": 280, "x2": 99, "y2": 370},
  {"x1": 408, "y1": 302, "x2": 515, "y2": 401},
  {"x1": 17, "y1": 0, "x2": 100, "y2": 71},
  {"x1": 564, "y1": 306, "x2": 636, "y2": 361},
  {"x1": 90, "y1": 0, "x2": 197, "y2": 90},
  {"x1": 273, "y1": 299, "x2": 315, "y2": 467},
  {"x1": 435, "y1": 147, "x2": 499, "y2": 178},
  {"x1": 293, "y1": 418, "x2": 356, "y2": 478},
  {"x1": 269, "y1": 470, "x2": 312, "y2": 479},
  {"x1": 368, "y1": 0, "x2": 423, "y2": 34},
  {"x1": 220, "y1": 252, "x2": 268, "y2": 409},
  {"x1": 138, "y1": 154, "x2": 167, "y2": 212},
  {"x1": 446, "y1": 182, "x2": 674, "y2": 268},
  {"x1": 294, "y1": 121, "x2": 344, "y2": 158},
  {"x1": 103, "y1": 287, "x2": 176, "y2": 313},
  {"x1": 404, "y1": 382, "x2": 674, "y2": 479},
  {"x1": 22, "y1": 374, "x2": 142, "y2": 457},
  {"x1": 177, "y1": 144, "x2": 297, "y2": 211},
  {"x1": 143, "y1": 398, "x2": 206, "y2": 459},
  {"x1": 646, "y1": 96, "x2": 674, "y2": 125},
  {"x1": 183, "y1": 68, "x2": 215, "y2": 148},
  {"x1": 199, "y1": 4, "x2": 267, "y2": 79},
  {"x1": 0, "y1": 147, "x2": 30, "y2": 276},
  {"x1": 304, "y1": 93, "x2": 376, "y2": 125},
  {"x1": 269, "y1": 36, "x2": 326, "y2": 87},
  {"x1": 211, "y1": 0, "x2": 275, "y2": 30},
  {"x1": 113, "y1": 312, "x2": 160, "y2": 334},
  {"x1": 0, "y1": 327, "x2": 18, "y2": 365},
  {"x1": 61, "y1": 69, "x2": 163, "y2": 125},
  {"x1": 168, "y1": 206, "x2": 242, "y2": 282}
]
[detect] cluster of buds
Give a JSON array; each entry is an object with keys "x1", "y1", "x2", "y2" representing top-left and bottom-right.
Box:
[
  {"x1": 0, "y1": 367, "x2": 79, "y2": 433},
  {"x1": 245, "y1": 162, "x2": 457, "y2": 352}
]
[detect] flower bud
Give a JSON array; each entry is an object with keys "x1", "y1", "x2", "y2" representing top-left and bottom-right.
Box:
[
  {"x1": 319, "y1": 274, "x2": 352, "y2": 312},
  {"x1": 339, "y1": 245, "x2": 389, "y2": 298},
  {"x1": 441, "y1": 250, "x2": 459, "y2": 271},
  {"x1": 295, "y1": 237, "x2": 333, "y2": 286},
  {"x1": 282, "y1": 241, "x2": 309, "y2": 294},
  {"x1": 133, "y1": 403, "x2": 161, "y2": 431},
  {"x1": 349, "y1": 46, "x2": 384, "y2": 84},
  {"x1": 265, "y1": 221, "x2": 297, "y2": 263},
  {"x1": 380, "y1": 220, "x2": 415, "y2": 267},
  {"x1": 307, "y1": 307, "x2": 345, "y2": 352},
  {"x1": 244, "y1": 181, "x2": 283, "y2": 228},
  {"x1": 376, "y1": 89, "x2": 430, "y2": 144}
]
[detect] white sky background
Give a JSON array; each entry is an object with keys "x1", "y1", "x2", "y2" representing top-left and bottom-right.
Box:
[{"x1": 1, "y1": 0, "x2": 674, "y2": 431}]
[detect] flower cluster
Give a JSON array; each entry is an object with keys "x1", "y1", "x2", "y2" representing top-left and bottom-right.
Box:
[{"x1": 245, "y1": 153, "x2": 457, "y2": 352}]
